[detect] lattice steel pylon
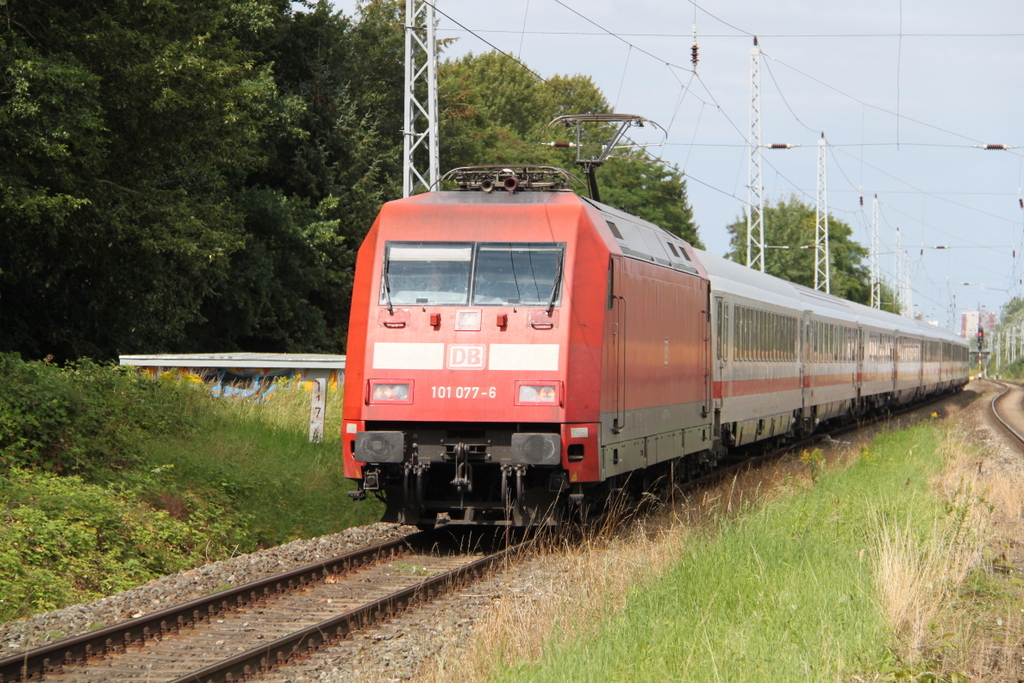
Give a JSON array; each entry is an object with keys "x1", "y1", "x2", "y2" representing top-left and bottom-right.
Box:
[
  {"x1": 870, "y1": 194, "x2": 881, "y2": 308},
  {"x1": 746, "y1": 38, "x2": 765, "y2": 272},
  {"x1": 402, "y1": 0, "x2": 439, "y2": 197},
  {"x1": 814, "y1": 133, "x2": 830, "y2": 293}
]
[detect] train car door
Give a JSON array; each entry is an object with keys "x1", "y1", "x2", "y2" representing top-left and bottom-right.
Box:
[
  {"x1": 713, "y1": 295, "x2": 727, "y2": 406},
  {"x1": 702, "y1": 283, "x2": 713, "y2": 418},
  {"x1": 800, "y1": 312, "x2": 811, "y2": 417}
]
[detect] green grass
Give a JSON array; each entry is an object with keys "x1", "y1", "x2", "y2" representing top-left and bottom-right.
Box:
[
  {"x1": 138, "y1": 381, "x2": 383, "y2": 545},
  {"x1": 499, "y1": 424, "x2": 949, "y2": 682},
  {"x1": 0, "y1": 356, "x2": 384, "y2": 623}
]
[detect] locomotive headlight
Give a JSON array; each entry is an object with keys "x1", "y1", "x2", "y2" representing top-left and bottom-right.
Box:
[
  {"x1": 368, "y1": 381, "x2": 413, "y2": 404},
  {"x1": 455, "y1": 308, "x2": 482, "y2": 331},
  {"x1": 516, "y1": 382, "x2": 561, "y2": 405}
]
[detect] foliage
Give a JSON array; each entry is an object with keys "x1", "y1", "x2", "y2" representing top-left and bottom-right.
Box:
[
  {"x1": 0, "y1": 358, "x2": 380, "y2": 623},
  {"x1": 0, "y1": 1, "x2": 705, "y2": 361},
  {"x1": 0, "y1": 467, "x2": 254, "y2": 622},
  {"x1": 725, "y1": 195, "x2": 885, "y2": 308},
  {"x1": 200, "y1": 0, "x2": 406, "y2": 352},
  {"x1": 987, "y1": 296, "x2": 1024, "y2": 377},
  {"x1": 999, "y1": 296, "x2": 1024, "y2": 323},
  {"x1": 0, "y1": 354, "x2": 202, "y2": 476},
  {"x1": 0, "y1": 0, "x2": 401, "y2": 359},
  {"x1": 0, "y1": 0, "x2": 283, "y2": 360}
]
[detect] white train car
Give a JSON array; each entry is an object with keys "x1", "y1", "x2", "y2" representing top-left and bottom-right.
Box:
[{"x1": 697, "y1": 249, "x2": 968, "y2": 447}]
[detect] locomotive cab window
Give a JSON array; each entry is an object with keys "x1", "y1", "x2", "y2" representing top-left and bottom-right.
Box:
[
  {"x1": 382, "y1": 243, "x2": 472, "y2": 305},
  {"x1": 472, "y1": 243, "x2": 564, "y2": 306},
  {"x1": 381, "y1": 241, "x2": 565, "y2": 307}
]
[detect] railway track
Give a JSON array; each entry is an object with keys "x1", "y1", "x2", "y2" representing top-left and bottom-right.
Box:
[
  {"x1": 990, "y1": 380, "x2": 1024, "y2": 447},
  {"x1": 0, "y1": 531, "x2": 518, "y2": 683},
  {"x1": 0, "y1": 390, "x2": 969, "y2": 683}
]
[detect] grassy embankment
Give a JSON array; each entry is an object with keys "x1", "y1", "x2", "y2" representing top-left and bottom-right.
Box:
[
  {"x1": 434, "y1": 394, "x2": 1021, "y2": 682},
  {"x1": 0, "y1": 355, "x2": 381, "y2": 623}
]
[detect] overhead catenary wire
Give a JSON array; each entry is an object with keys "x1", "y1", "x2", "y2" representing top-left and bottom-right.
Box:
[
  {"x1": 438, "y1": 28, "x2": 1024, "y2": 39},
  {"x1": 419, "y1": 0, "x2": 1019, "y2": 322}
]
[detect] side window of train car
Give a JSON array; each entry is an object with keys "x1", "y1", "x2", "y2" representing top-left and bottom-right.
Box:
[
  {"x1": 733, "y1": 305, "x2": 743, "y2": 360},
  {"x1": 738, "y1": 306, "x2": 746, "y2": 360}
]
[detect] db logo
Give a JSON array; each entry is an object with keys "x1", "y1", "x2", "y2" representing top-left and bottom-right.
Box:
[{"x1": 447, "y1": 344, "x2": 486, "y2": 369}]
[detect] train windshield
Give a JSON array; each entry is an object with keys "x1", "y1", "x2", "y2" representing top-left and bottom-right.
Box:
[
  {"x1": 381, "y1": 242, "x2": 564, "y2": 307},
  {"x1": 383, "y1": 243, "x2": 473, "y2": 305},
  {"x1": 472, "y1": 243, "x2": 563, "y2": 306}
]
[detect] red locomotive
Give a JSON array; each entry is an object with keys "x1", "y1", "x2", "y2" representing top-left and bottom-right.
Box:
[{"x1": 341, "y1": 166, "x2": 969, "y2": 527}]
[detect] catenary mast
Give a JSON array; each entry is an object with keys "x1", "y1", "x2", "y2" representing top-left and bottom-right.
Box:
[{"x1": 402, "y1": 0, "x2": 439, "y2": 197}]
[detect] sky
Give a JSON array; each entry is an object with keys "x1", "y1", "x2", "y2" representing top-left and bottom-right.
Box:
[{"x1": 331, "y1": 0, "x2": 1024, "y2": 331}]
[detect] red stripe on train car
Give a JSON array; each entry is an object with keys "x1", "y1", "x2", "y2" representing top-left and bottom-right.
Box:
[{"x1": 713, "y1": 376, "x2": 801, "y2": 399}]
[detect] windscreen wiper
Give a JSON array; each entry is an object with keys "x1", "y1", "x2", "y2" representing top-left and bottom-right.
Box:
[
  {"x1": 546, "y1": 250, "x2": 564, "y2": 315},
  {"x1": 381, "y1": 254, "x2": 394, "y2": 315}
]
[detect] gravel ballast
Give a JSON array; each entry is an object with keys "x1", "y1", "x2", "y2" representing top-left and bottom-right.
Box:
[
  {"x1": 3, "y1": 383, "x2": 1015, "y2": 682},
  {"x1": 0, "y1": 523, "x2": 416, "y2": 655}
]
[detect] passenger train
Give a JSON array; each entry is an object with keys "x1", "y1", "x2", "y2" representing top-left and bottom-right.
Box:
[{"x1": 341, "y1": 166, "x2": 969, "y2": 527}]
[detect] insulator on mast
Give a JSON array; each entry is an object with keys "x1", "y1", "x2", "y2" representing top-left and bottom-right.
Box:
[{"x1": 691, "y1": 24, "x2": 699, "y2": 70}]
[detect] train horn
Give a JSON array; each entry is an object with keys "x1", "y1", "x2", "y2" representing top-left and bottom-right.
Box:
[
  {"x1": 480, "y1": 179, "x2": 495, "y2": 193},
  {"x1": 503, "y1": 175, "x2": 519, "y2": 193}
]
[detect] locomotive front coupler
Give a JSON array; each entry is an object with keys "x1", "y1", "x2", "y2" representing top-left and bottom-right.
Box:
[
  {"x1": 500, "y1": 464, "x2": 529, "y2": 509},
  {"x1": 450, "y1": 442, "x2": 473, "y2": 492}
]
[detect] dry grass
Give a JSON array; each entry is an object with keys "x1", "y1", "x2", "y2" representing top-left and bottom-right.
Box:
[
  {"x1": 427, "y1": 516, "x2": 688, "y2": 679},
  {"x1": 867, "y1": 405, "x2": 1024, "y2": 681},
  {"x1": 871, "y1": 434, "x2": 989, "y2": 658},
  {"x1": 940, "y1": 430, "x2": 1024, "y2": 681},
  {"x1": 421, "y1": 403, "x2": 1024, "y2": 682},
  {"x1": 424, "y1": 449, "x2": 844, "y2": 682}
]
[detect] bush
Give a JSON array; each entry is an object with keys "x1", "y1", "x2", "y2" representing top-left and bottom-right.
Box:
[
  {"x1": 0, "y1": 354, "x2": 201, "y2": 476},
  {"x1": 0, "y1": 357, "x2": 378, "y2": 623},
  {"x1": 0, "y1": 468, "x2": 255, "y2": 621}
]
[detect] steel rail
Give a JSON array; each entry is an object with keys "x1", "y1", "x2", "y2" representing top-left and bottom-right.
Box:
[
  {"x1": 0, "y1": 389, "x2": 966, "y2": 682},
  {"x1": 170, "y1": 543, "x2": 519, "y2": 683},
  {"x1": 0, "y1": 532, "x2": 430, "y2": 682},
  {"x1": 989, "y1": 381, "x2": 1024, "y2": 446}
]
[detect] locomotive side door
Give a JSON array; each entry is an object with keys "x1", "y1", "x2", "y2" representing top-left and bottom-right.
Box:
[{"x1": 610, "y1": 256, "x2": 626, "y2": 433}]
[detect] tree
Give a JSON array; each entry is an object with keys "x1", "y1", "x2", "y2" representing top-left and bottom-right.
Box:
[
  {"x1": 189, "y1": 0, "x2": 405, "y2": 352},
  {"x1": 0, "y1": 4, "x2": 702, "y2": 361},
  {"x1": 999, "y1": 297, "x2": 1024, "y2": 323},
  {"x1": 0, "y1": 0, "x2": 284, "y2": 360},
  {"x1": 0, "y1": 0, "x2": 407, "y2": 358},
  {"x1": 725, "y1": 196, "x2": 873, "y2": 306}
]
